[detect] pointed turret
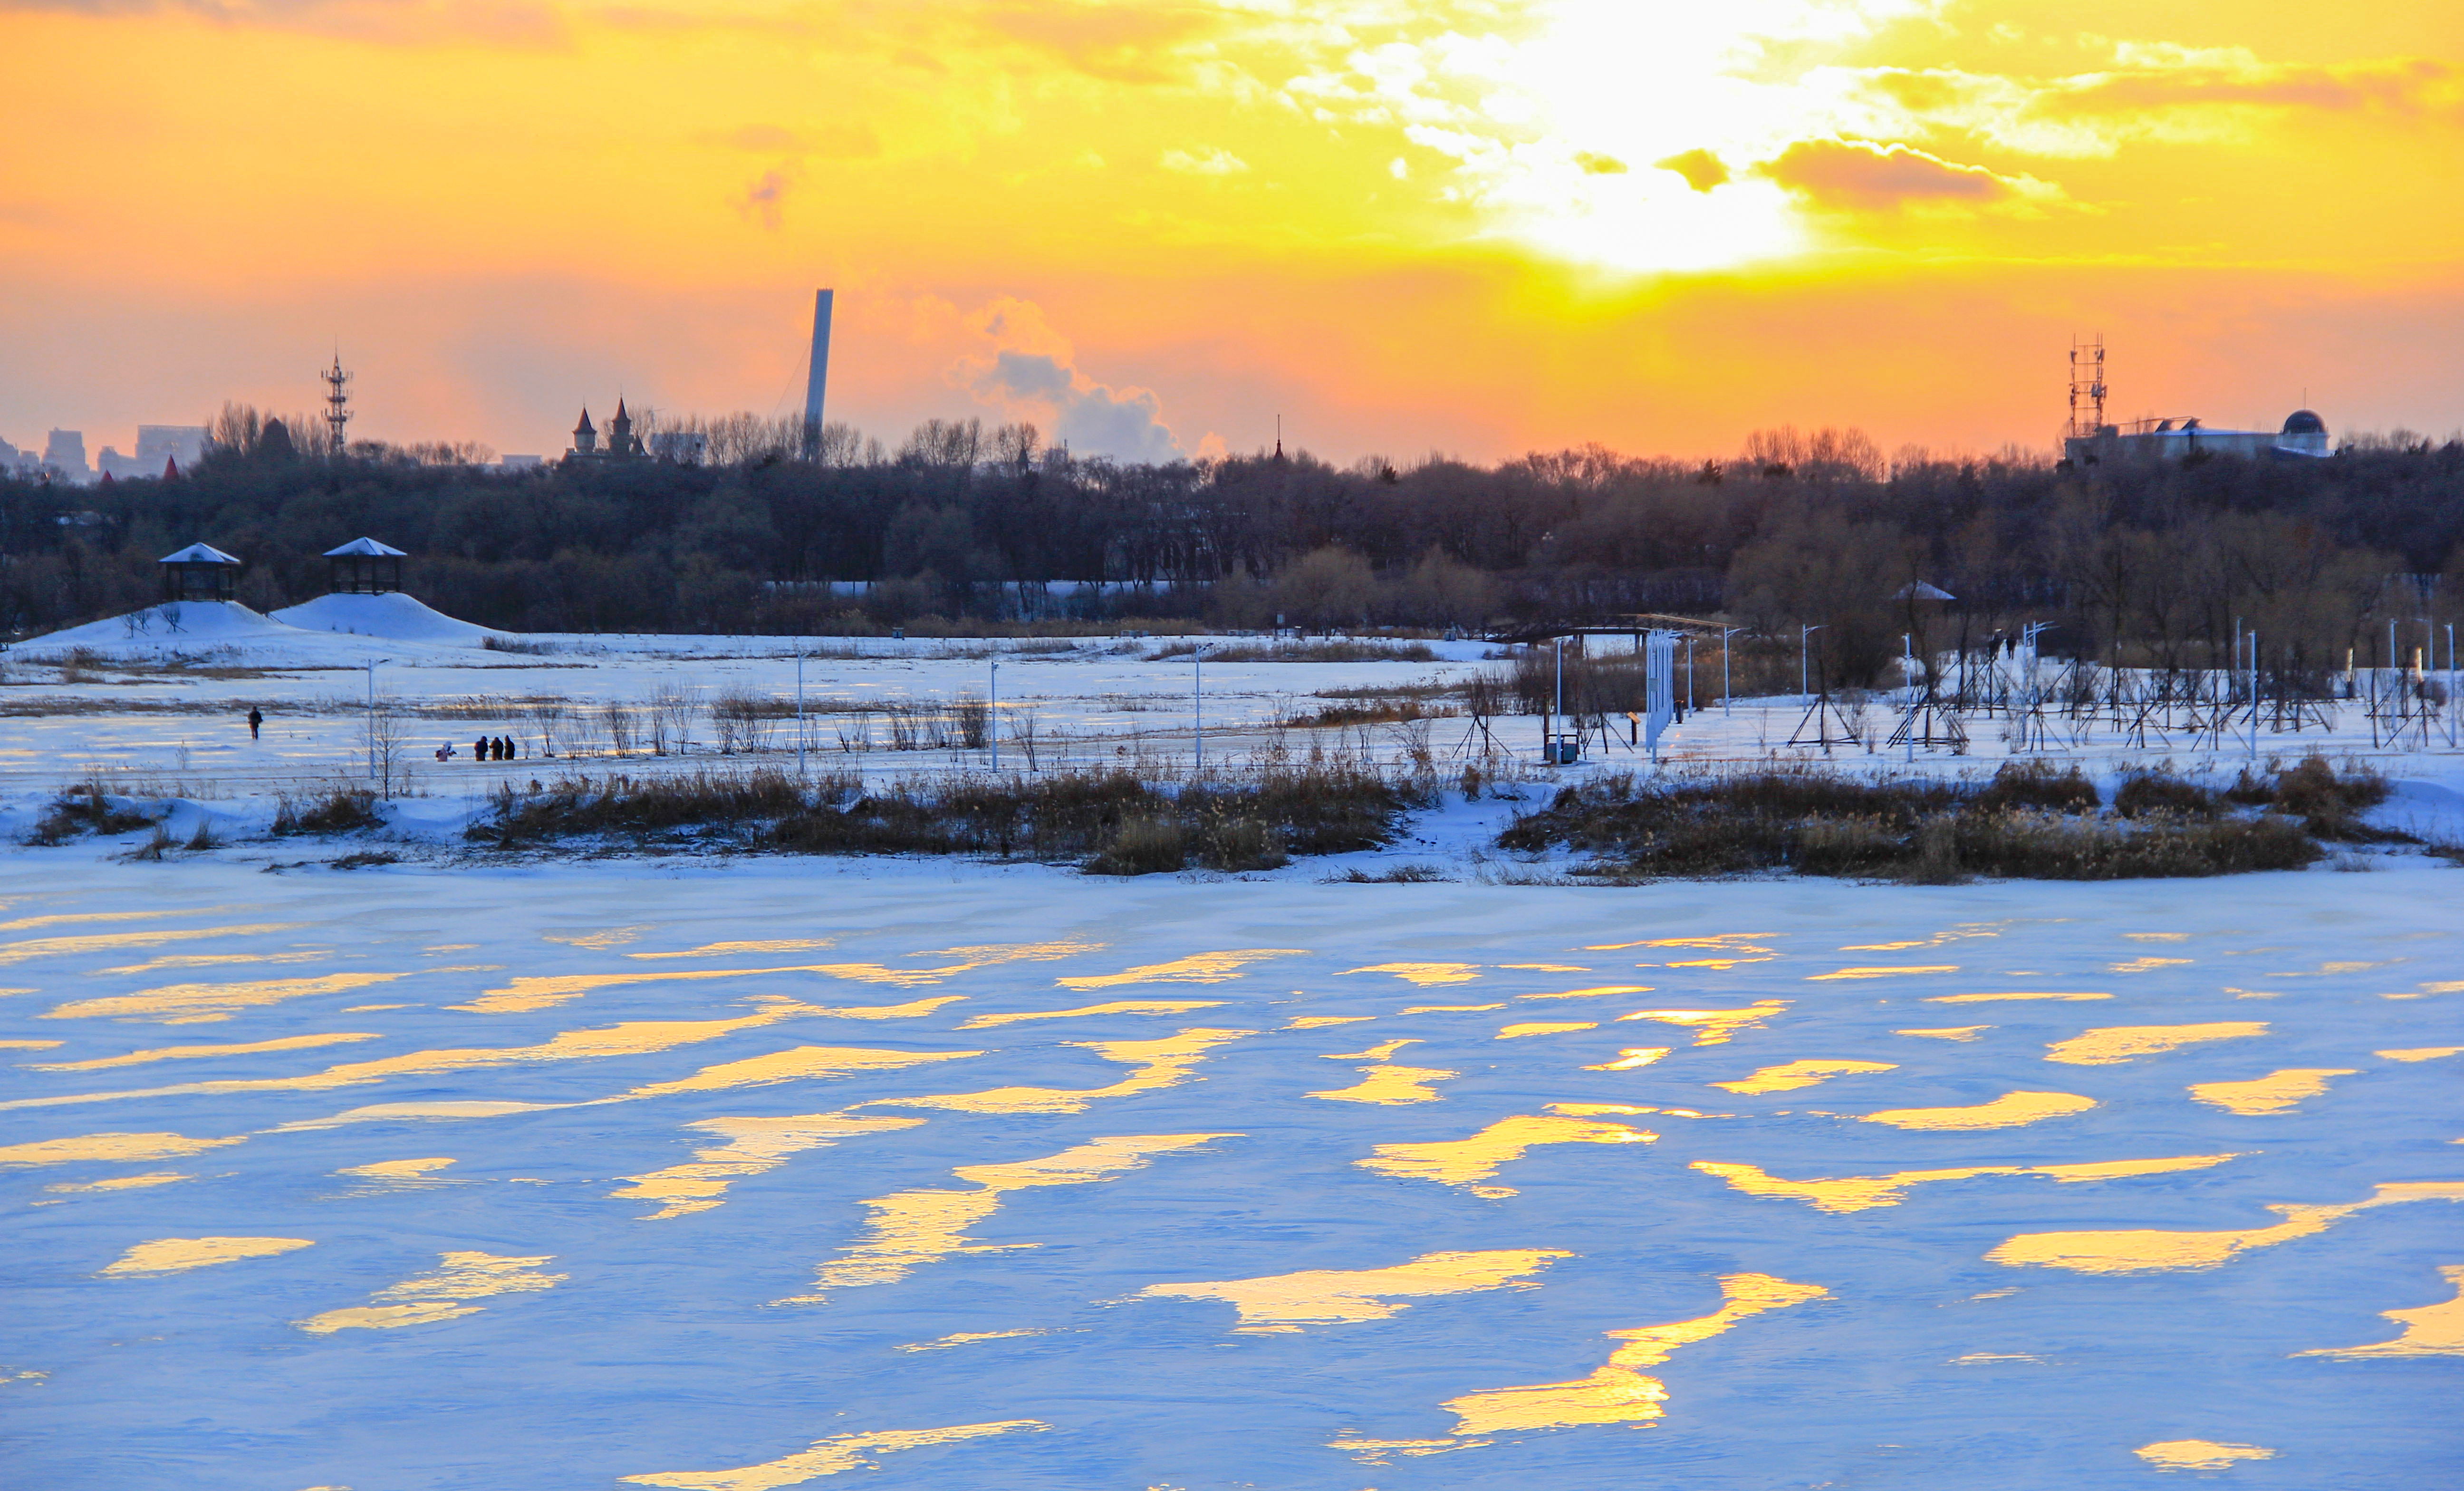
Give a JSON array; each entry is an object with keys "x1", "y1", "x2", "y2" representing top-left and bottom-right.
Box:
[
  {"x1": 607, "y1": 399, "x2": 633, "y2": 456},
  {"x1": 573, "y1": 407, "x2": 597, "y2": 456}
]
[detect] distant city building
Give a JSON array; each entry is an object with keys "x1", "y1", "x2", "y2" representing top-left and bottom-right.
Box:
[
  {"x1": 44, "y1": 430, "x2": 91, "y2": 483},
  {"x1": 568, "y1": 400, "x2": 645, "y2": 462},
  {"x1": 96, "y1": 445, "x2": 147, "y2": 481},
  {"x1": 2064, "y1": 409, "x2": 2333, "y2": 467},
  {"x1": 137, "y1": 425, "x2": 207, "y2": 472}
]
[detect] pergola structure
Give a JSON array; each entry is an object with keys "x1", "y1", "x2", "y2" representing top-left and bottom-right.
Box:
[
  {"x1": 325, "y1": 537, "x2": 406, "y2": 594},
  {"x1": 159, "y1": 542, "x2": 243, "y2": 602}
]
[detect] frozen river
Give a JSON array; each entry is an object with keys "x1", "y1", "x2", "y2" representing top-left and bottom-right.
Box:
[{"x1": 5, "y1": 856, "x2": 2460, "y2": 1489}]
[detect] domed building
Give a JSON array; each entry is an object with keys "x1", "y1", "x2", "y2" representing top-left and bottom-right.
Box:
[{"x1": 2065, "y1": 408, "x2": 2334, "y2": 467}]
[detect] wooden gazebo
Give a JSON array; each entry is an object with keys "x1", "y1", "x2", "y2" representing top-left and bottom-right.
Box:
[
  {"x1": 325, "y1": 537, "x2": 406, "y2": 594},
  {"x1": 159, "y1": 542, "x2": 243, "y2": 602}
]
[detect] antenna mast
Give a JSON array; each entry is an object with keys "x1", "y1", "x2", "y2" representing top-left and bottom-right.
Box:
[
  {"x1": 2066, "y1": 334, "x2": 2107, "y2": 441},
  {"x1": 322, "y1": 351, "x2": 353, "y2": 455}
]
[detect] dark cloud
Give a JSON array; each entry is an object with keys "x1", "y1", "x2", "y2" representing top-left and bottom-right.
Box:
[{"x1": 1757, "y1": 138, "x2": 2014, "y2": 211}]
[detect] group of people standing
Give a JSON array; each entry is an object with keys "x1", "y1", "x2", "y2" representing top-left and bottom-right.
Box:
[{"x1": 436, "y1": 735, "x2": 520, "y2": 762}]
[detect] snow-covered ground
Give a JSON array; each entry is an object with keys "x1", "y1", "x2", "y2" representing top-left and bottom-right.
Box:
[
  {"x1": 3, "y1": 853, "x2": 2459, "y2": 1489},
  {"x1": 3, "y1": 602, "x2": 2460, "y2": 1488}
]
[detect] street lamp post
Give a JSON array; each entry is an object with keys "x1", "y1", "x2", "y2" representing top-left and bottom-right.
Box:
[
  {"x1": 1192, "y1": 643, "x2": 1205, "y2": 771},
  {"x1": 364, "y1": 658, "x2": 392, "y2": 789},
  {"x1": 1800, "y1": 625, "x2": 1824, "y2": 698},
  {"x1": 990, "y1": 658, "x2": 1000, "y2": 773},
  {"x1": 795, "y1": 644, "x2": 806, "y2": 780},
  {"x1": 1720, "y1": 626, "x2": 1742, "y2": 714}
]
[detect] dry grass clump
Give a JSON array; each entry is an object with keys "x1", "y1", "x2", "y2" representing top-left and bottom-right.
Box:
[
  {"x1": 2114, "y1": 771, "x2": 2219, "y2": 819},
  {"x1": 1510, "y1": 764, "x2": 2329, "y2": 882},
  {"x1": 1973, "y1": 760, "x2": 2099, "y2": 813},
  {"x1": 273, "y1": 787, "x2": 383, "y2": 835},
  {"x1": 473, "y1": 770, "x2": 818, "y2": 846},
  {"x1": 464, "y1": 763, "x2": 1424, "y2": 873},
  {"x1": 2253, "y1": 755, "x2": 2394, "y2": 841},
  {"x1": 24, "y1": 784, "x2": 160, "y2": 845}
]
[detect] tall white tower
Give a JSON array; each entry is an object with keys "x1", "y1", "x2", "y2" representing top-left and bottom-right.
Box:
[{"x1": 802, "y1": 289, "x2": 833, "y2": 460}]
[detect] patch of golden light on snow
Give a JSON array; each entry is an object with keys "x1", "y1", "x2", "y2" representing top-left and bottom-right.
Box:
[
  {"x1": 1358, "y1": 1114, "x2": 1654, "y2": 1196},
  {"x1": 1859, "y1": 1091, "x2": 2098, "y2": 1130},
  {"x1": 2377, "y1": 1046, "x2": 2463, "y2": 1062},
  {"x1": 1496, "y1": 1021, "x2": 1598, "y2": 1039},
  {"x1": 1925, "y1": 991, "x2": 2110, "y2": 1004},
  {"x1": 43, "y1": 1172, "x2": 192, "y2": 1193},
  {"x1": 617, "y1": 1046, "x2": 978, "y2": 1101},
  {"x1": 1517, "y1": 985, "x2": 1654, "y2": 1002},
  {"x1": 101, "y1": 1236, "x2": 312, "y2": 1276},
  {"x1": 1310, "y1": 1065, "x2": 1459, "y2": 1104},
  {"x1": 1585, "y1": 1047, "x2": 1673, "y2": 1070},
  {"x1": 336, "y1": 1157, "x2": 457, "y2": 1180},
  {"x1": 2134, "y1": 1441, "x2": 2275, "y2": 1471},
  {"x1": 102, "y1": 949, "x2": 329, "y2": 974},
  {"x1": 0, "y1": 1131, "x2": 243, "y2": 1167},
  {"x1": 2189, "y1": 1069, "x2": 2358, "y2": 1115},
  {"x1": 1499, "y1": 963, "x2": 1590, "y2": 972},
  {"x1": 1712, "y1": 1059, "x2": 1896, "y2": 1094},
  {"x1": 620, "y1": 1421, "x2": 1050, "y2": 1489},
  {"x1": 1439, "y1": 1273, "x2": 1827, "y2": 1436},
  {"x1": 26, "y1": 1032, "x2": 381, "y2": 1071},
  {"x1": 1283, "y1": 1015, "x2": 1375, "y2": 1029},
  {"x1": 0, "y1": 922, "x2": 307, "y2": 968},
  {"x1": 1057, "y1": 949, "x2": 1303, "y2": 989},
  {"x1": 1402, "y1": 1003, "x2": 1507, "y2": 1014},
  {"x1": 1987, "y1": 1182, "x2": 2464, "y2": 1274},
  {"x1": 613, "y1": 1113, "x2": 924, "y2": 1219},
  {"x1": 958, "y1": 999, "x2": 1223, "y2": 1029},
  {"x1": 864, "y1": 1027, "x2": 1250, "y2": 1116},
  {"x1": 895, "y1": 1328, "x2": 1061, "y2": 1352},
  {"x1": 297, "y1": 1250, "x2": 567, "y2": 1333},
  {"x1": 2108, "y1": 957, "x2": 2194, "y2": 973},
  {"x1": 2045, "y1": 1023, "x2": 2268, "y2": 1066},
  {"x1": 3, "y1": 1002, "x2": 979, "y2": 1110},
  {"x1": 43, "y1": 971, "x2": 413, "y2": 1023},
  {"x1": 343, "y1": 1004, "x2": 412, "y2": 1011},
  {"x1": 1138, "y1": 1248, "x2": 1569, "y2": 1332},
  {"x1": 270, "y1": 1100, "x2": 571, "y2": 1131},
  {"x1": 1615, "y1": 1000, "x2": 1788, "y2": 1046},
  {"x1": 2294, "y1": 1264, "x2": 2464, "y2": 1359},
  {"x1": 455, "y1": 954, "x2": 999, "y2": 1011},
  {"x1": 1807, "y1": 966, "x2": 1958, "y2": 981},
  {"x1": 626, "y1": 939, "x2": 838, "y2": 959},
  {"x1": 0, "y1": 1039, "x2": 63, "y2": 1050},
  {"x1": 0, "y1": 908, "x2": 236, "y2": 933},
  {"x1": 1896, "y1": 1026, "x2": 1990, "y2": 1041},
  {"x1": 1342, "y1": 962, "x2": 1482, "y2": 985},
  {"x1": 1690, "y1": 1153, "x2": 2241, "y2": 1213},
  {"x1": 1584, "y1": 934, "x2": 1773, "y2": 953},
  {"x1": 781, "y1": 1134, "x2": 1234, "y2": 1301},
  {"x1": 1328, "y1": 1434, "x2": 1489, "y2": 1463},
  {"x1": 2387, "y1": 980, "x2": 2464, "y2": 1000},
  {"x1": 1323, "y1": 1037, "x2": 1418, "y2": 1061},
  {"x1": 545, "y1": 926, "x2": 649, "y2": 948}
]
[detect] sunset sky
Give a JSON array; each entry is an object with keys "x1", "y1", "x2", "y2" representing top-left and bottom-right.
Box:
[{"x1": 5, "y1": 0, "x2": 2462, "y2": 464}]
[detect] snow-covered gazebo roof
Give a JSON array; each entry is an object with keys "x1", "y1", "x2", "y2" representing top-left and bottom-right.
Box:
[
  {"x1": 159, "y1": 542, "x2": 242, "y2": 566},
  {"x1": 324, "y1": 537, "x2": 407, "y2": 558},
  {"x1": 1893, "y1": 581, "x2": 1956, "y2": 602}
]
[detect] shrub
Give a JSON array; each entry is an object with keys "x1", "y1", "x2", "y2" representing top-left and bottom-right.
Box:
[
  {"x1": 2115, "y1": 772, "x2": 2218, "y2": 819},
  {"x1": 1975, "y1": 760, "x2": 2099, "y2": 813},
  {"x1": 1086, "y1": 816, "x2": 1188, "y2": 875},
  {"x1": 274, "y1": 788, "x2": 383, "y2": 835}
]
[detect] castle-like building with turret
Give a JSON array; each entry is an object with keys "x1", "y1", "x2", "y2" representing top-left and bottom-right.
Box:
[{"x1": 568, "y1": 401, "x2": 645, "y2": 462}]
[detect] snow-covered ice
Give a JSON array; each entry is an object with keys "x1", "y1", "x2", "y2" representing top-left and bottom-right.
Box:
[{"x1": 4, "y1": 854, "x2": 2459, "y2": 1489}]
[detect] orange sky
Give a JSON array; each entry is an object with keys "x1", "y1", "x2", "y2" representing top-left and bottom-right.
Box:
[{"x1": 4, "y1": 0, "x2": 2462, "y2": 463}]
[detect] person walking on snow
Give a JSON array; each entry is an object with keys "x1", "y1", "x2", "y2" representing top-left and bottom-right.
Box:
[{"x1": 247, "y1": 707, "x2": 262, "y2": 740}]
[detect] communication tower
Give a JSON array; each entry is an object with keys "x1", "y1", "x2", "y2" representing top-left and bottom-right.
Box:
[
  {"x1": 2066, "y1": 335, "x2": 2107, "y2": 440},
  {"x1": 322, "y1": 351, "x2": 353, "y2": 454}
]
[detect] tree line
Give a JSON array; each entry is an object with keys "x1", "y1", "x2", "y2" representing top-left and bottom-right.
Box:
[{"x1": 2, "y1": 405, "x2": 2458, "y2": 687}]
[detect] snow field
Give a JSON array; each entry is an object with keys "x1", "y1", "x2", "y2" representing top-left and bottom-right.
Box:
[{"x1": 2, "y1": 856, "x2": 2459, "y2": 1488}]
